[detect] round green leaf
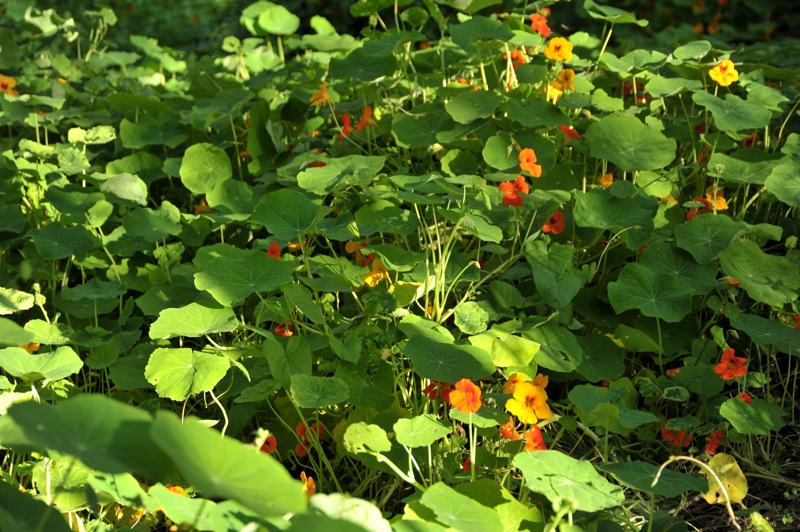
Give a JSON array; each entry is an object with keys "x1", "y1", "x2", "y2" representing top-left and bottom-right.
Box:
[
  {"x1": 180, "y1": 143, "x2": 233, "y2": 195},
  {"x1": 454, "y1": 301, "x2": 488, "y2": 335},
  {"x1": 344, "y1": 422, "x2": 391, "y2": 453},
  {"x1": 607, "y1": 263, "x2": 694, "y2": 323},
  {"x1": 330, "y1": 46, "x2": 398, "y2": 81},
  {"x1": 149, "y1": 303, "x2": 239, "y2": 340},
  {"x1": 290, "y1": 374, "x2": 349, "y2": 408},
  {"x1": 98, "y1": 173, "x2": 148, "y2": 206},
  {"x1": 30, "y1": 222, "x2": 98, "y2": 260},
  {"x1": 674, "y1": 214, "x2": 746, "y2": 265},
  {"x1": 394, "y1": 415, "x2": 451, "y2": 448},
  {"x1": 467, "y1": 329, "x2": 539, "y2": 367},
  {"x1": 585, "y1": 115, "x2": 676, "y2": 171},
  {"x1": 514, "y1": 450, "x2": 625, "y2": 512},
  {"x1": 729, "y1": 313, "x2": 800, "y2": 357},
  {"x1": 692, "y1": 91, "x2": 772, "y2": 132},
  {"x1": 573, "y1": 190, "x2": 654, "y2": 231},
  {"x1": 419, "y1": 482, "x2": 503, "y2": 532},
  {"x1": 151, "y1": 411, "x2": 306, "y2": 516},
  {"x1": 354, "y1": 200, "x2": 416, "y2": 236},
  {"x1": 404, "y1": 334, "x2": 495, "y2": 382},
  {"x1": 122, "y1": 203, "x2": 182, "y2": 242},
  {"x1": 719, "y1": 239, "x2": 800, "y2": 307},
  {"x1": 639, "y1": 242, "x2": 717, "y2": 295},
  {"x1": 0, "y1": 482, "x2": 72, "y2": 532},
  {"x1": 482, "y1": 133, "x2": 517, "y2": 171},
  {"x1": 765, "y1": 160, "x2": 800, "y2": 206},
  {"x1": 0, "y1": 318, "x2": 35, "y2": 347},
  {"x1": 391, "y1": 104, "x2": 454, "y2": 149},
  {"x1": 445, "y1": 90, "x2": 502, "y2": 125},
  {"x1": 719, "y1": 397, "x2": 786, "y2": 435},
  {"x1": 0, "y1": 288, "x2": 33, "y2": 315},
  {"x1": 450, "y1": 16, "x2": 514, "y2": 49},
  {"x1": 0, "y1": 346, "x2": 82, "y2": 384},
  {"x1": 119, "y1": 115, "x2": 188, "y2": 149},
  {"x1": 597, "y1": 461, "x2": 707, "y2": 498},
  {"x1": 297, "y1": 155, "x2": 385, "y2": 196},
  {"x1": 144, "y1": 348, "x2": 231, "y2": 401},
  {"x1": 257, "y1": 3, "x2": 299, "y2": 34},
  {"x1": 251, "y1": 188, "x2": 318, "y2": 241},
  {"x1": 575, "y1": 335, "x2": 625, "y2": 383}
]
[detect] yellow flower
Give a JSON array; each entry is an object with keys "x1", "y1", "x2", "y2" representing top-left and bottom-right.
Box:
[
  {"x1": 599, "y1": 173, "x2": 614, "y2": 189},
  {"x1": 550, "y1": 68, "x2": 575, "y2": 91},
  {"x1": 503, "y1": 373, "x2": 527, "y2": 394},
  {"x1": 310, "y1": 82, "x2": 334, "y2": 108},
  {"x1": 364, "y1": 258, "x2": 391, "y2": 287},
  {"x1": 544, "y1": 37, "x2": 573, "y2": 62},
  {"x1": 0, "y1": 74, "x2": 19, "y2": 97},
  {"x1": 705, "y1": 186, "x2": 729, "y2": 211},
  {"x1": 544, "y1": 84, "x2": 563, "y2": 103},
  {"x1": 660, "y1": 196, "x2": 679, "y2": 204},
  {"x1": 505, "y1": 382, "x2": 552, "y2": 424},
  {"x1": 709, "y1": 59, "x2": 739, "y2": 87},
  {"x1": 300, "y1": 471, "x2": 316, "y2": 498},
  {"x1": 532, "y1": 373, "x2": 549, "y2": 389}
]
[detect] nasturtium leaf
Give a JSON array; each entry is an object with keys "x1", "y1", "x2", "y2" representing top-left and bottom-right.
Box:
[
  {"x1": 420, "y1": 482, "x2": 504, "y2": 532},
  {"x1": 144, "y1": 348, "x2": 231, "y2": 401},
  {"x1": 344, "y1": 422, "x2": 392, "y2": 453},
  {"x1": 179, "y1": 143, "x2": 232, "y2": 195},
  {"x1": 98, "y1": 172, "x2": 148, "y2": 206},
  {"x1": 526, "y1": 241, "x2": 585, "y2": 309},
  {"x1": 354, "y1": 200, "x2": 417, "y2": 236},
  {"x1": 151, "y1": 411, "x2": 306, "y2": 517},
  {"x1": 672, "y1": 40, "x2": 712, "y2": 61},
  {"x1": 46, "y1": 186, "x2": 105, "y2": 215},
  {"x1": 297, "y1": 155, "x2": 385, "y2": 195},
  {"x1": 0, "y1": 287, "x2": 33, "y2": 315},
  {"x1": 468, "y1": 329, "x2": 539, "y2": 367},
  {"x1": 1, "y1": 395, "x2": 174, "y2": 479},
  {"x1": 607, "y1": 263, "x2": 694, "y2": 323},
  {"x1": 0, "y1": 318, "x2": 34, "y2": 347},
  {"x1": 449, "y1": 406, "x2": 507, "y2": 428},
  {"x1": 482, "y1": 133, "x2": 518, "y2": 171},
  {"x1": 290, "y1": 374, "x2": 349, "y2": 408},
  {"x1": 394, "y1": 415, "x2": 451, "y2": 447},
  {"x1": 32, "y1": 457, "x2": 92, "y2": 512},
  {"x1": 614, "y1": 324, "x2": 661, "y2": 353},
  {"x1": 281, "y1": 283, "x2": 326, "y2": 326},
  {"x1": 255, "y1": 2, "x2": 300, "y2": 34},
  {"x1": 30, "y1": 222, "x2": 98, "y2": 260},
  {"x1": 573, "y1": 190, "x2": 654, "y2": 232},
  {"x1": 639, "y1": 242, "x2": 717, "y2": 295},
  {"x1": 585, "y1": 115, "x2": 676, "y2": 171},
  {"x1": 720, "y1": 397, "x2": 786, "y2": 435},
  {"x1": 505, "y1": 98, "x2": 563, "y2": 128},
  {"x1": 719, "y1": 239, "x2": 800, "y2": 307},
  {"x1": 146, "y1": 484, "x2": 222, "y2": 530},
  {"x1": 366, "y1": 244, "x2": 424, "y2": 272},
  {"x1": 702, "y1": 453, "x2": 748, "y2": 505},
  {"x1": 392, "y1": 104, "x2": 454, "y2": 149},
  {"x1": 404, "y1": 334, "x2": 495, "y2": 383},
  {"x1": 445, "y1": 90, "x2": 502, "y2": 124},
  {"x1": 205, "y1": 179, "x2": 255, "y2": 214},
  {"x1": 0, "y1": 346, "x2": 82, "y2": 385},
  {"x1": 765, "y1": 160, "x2": 800, "y2": 206},
  {"x1": 514, "y1": 451, "x2": 625, "y2": 512},
  {"x1": 443, "y1": 211, "x2": 502, "y2": 243},
  {"x1": 454, "y1": 301, "x2": 488, "y2": 335},
  {"x1": 729, "y1": 313, "x2": 800, "y2": 357},
  {"x1": 674, "y1": 214, "x2": 746, "y2": 265},
  {"x1": 251, "y1": 188, "x2": 318, "y2": 241},
  {"x1": 575, "y1": 335, "x2": 625, "y2": 383},
  {"x1": 707, "y1": 152, "x2": 782, "y2": 185},
  {"x1": 330, "y1": 45, "x2": 398, "y2": 81},
  {"x1": 0, "y1": 481, "x2": 72, "y2": 532},
  {"x1": 450, "y1": 16, "x2": 514, "y2": 50},
  {"x1": 119, "y1": 115, "x2": 188, "y2": 149},
  {"x1": 597, "y1": 461, "x2": 707, "y2": 498},
  {"x1": 68, "y1": 125, "x2": 116, "y2": 145},
  {"x1": 122, "y1": 203, "x2": 182, "y2": 242},
  {"x1": 644, "y1": 75, "x2": 703, "y2": 98},
  {"x1": 149, "y1": 303, "x2": 239, "y2": 340},
  {"x1": 523, "y1": 325, "x2": 583, "y2": 373},
  {"x1": 193, "y1": 243, "x2": 294, "y2": 306},
  {"x1": 61, "y1": 279, "x2": 125, "y2": 301},
  {"x1": 692, "y1": 91, "x2": 772, "y2": 132}
]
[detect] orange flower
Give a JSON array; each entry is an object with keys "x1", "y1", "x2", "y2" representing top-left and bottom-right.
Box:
[
  {"x1": 499, "y1": 176, "x2": 529, "y2": 207},
  {"x1": 705, "y1": 186, "x2": 729, "y2": 211},
  {"x1": 503, "y1": 373, "x2": 527, "y2": 394},
  {"x1": 661, "y1": 196, "x2": 679, "y2": 204},
  {"x1": 339, "y1": 113, "x2": 352, "y2": 139},
  {"x1": 0, "y1": 75, "x2": 19, "y2": 97},
  {"x1": 364, "y1": 258, "x2": 391, "y2": 287},
  {"x1": 518, "y1": 148, "x2": 542, "y2": 177},
  {"x1": 310, "y1": 81, "x2": 334, "y2": 107},
  {"x1": 532, "y1": 373, "x2": 549, "y2": 389},
  {"x1": 686, "y1": 196, "x2": 711, "y2": 221},
  {"x1": 713, "y1": 347, "x2": 747, "y2": 380},
  {"x1": 544, "y1": 37, "x2": 573, "y2": 62},
  {"x1": 295, "y1": 442, "x2": 308, "y2": 458},
  {"x1": 356, "y1": 106, "x2": 377, "y2": 132},
  {"x1": 524, "y1": 425, "x2": 547, "y2": 452},
  {"x1": 346, "y1": 240, "x2": 372, "y2": 266},
  {"x1": 503, "y1": 49, "x2": 527, "y2": 69},
  {"x1": 165, "y1": 485, "x2": 187, "y2": 497},
  {"x1": 194, "y1": 198, "x2": 213, "y2": 214},
  {"x1": 560, "y1": 124, "x2": 581, "y2": 143},
  {"x1": 737, "y1": 392, "x2": 752, "y2": 404},
  {"x1": 661, "y1": 426, "x2": 691, "y2": 449},
  {"x1": 275, "y1": 322, "x2": 295, "y2": 337},
  {"x1": 258, "y1": 434, "x2": 277, "y2": 454},
  {"x1": 449, "y1": 378, "x2": 482, "y2": 414},
  {"x1": 666, "y1": 367, "x2": 682, "y2": 378},
  {"x1": 709, "y1": 59, "x2": 739, "y2": 87},
  {"x1": 287, "y1": 241, "x2": 306, "y2": 252},
  {"x1": 267, "y1": 241, "x2": 281, "y2": 259},
  {"x1": 300, "y1": 471, "x2": 316, "y2": 498},
  {"x1": 500, "y1": 416, "x2": 522, "y2": 440},
  {"x1": 21, "y1": 342, "x2": 40, "y2": 354},
  {"x1": 599, "y1": 173, "x2": 614, "y2": 189},
  {"x1": 530, "y1": 13, "x2": 551, "y2": 37},
  {"x1": 543, "y1": 210, "x2": 565, "y2": 235},
  {"x1": 704, "y1": 429, "x2": 725, "y2": 455},
  {"x1": 506, "y1": 382, "x2": 551, "y2": 424},
  {"x1": 550, "y1": 68, "x2": 575, "y2": 91}
]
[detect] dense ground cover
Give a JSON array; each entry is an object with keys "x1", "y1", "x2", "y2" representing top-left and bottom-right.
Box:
[{"x1": 1, "y1": 0, "x2": 799, "y2": 530}]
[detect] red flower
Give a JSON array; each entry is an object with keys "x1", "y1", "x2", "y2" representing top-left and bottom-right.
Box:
[
  {"x1": 704, "y1": 429, "x2": 725, "y2": 455},
  {"x1": 543, "y1": 210, "x2": 565, "y2": 235},
  {"x1": 524, "y1": 426, "x2": 547, "y2": 452},
  {"x1": 422, "y1": 380, "x2": 453, "y2": 402},
  {"x1": 713, "y1": 347, "x2": 747, "y2": 380},
  {"x1": 258, "y1": 434, "x2": 277, "y2": 454},
  {"x1": 661, "y1": 426, "x2": 691, "y2": 449},
  {"x1": 559, "y1": 124, "x2": 581, "y2": 143},
  {"x1": 339, "y1": 113, "x2": 352, "y2": 139},
  {"x1": 356, "y1": 106, "x2": 377, "y2": 132},
  {"x1": 462, "y1": 457, "x2": 472, "y2": 472},
  {"x1": 686, "y1": 196, "x2": 711, "y2": 221},
  {"x1": 530, "y1": 13, "x2": 551, "y2": 37},
  {"x1": 267, "y1": 241, "x2": 281, "y2": 259},
  {"x1": 275, "y1": 322, "x2": 295, "y2": 337},
  {"x1": 310, "y1": 161, "x2": 327, "y2": 168},
  {"x1": 793, "y1": 314, "x2": 800, "y2": 329},
  {"x1": 503, "y1": 49, "x2": 527, "y2": 69},
  {"x1": 737, "y1": 392, "x2": 753, "y2": 404},
  {"x1": 500, "y1": 416, "x2": 522, "y2": 441},
  {"x1": 499, "y1": 176, "x2": 529, "y2": 207},
  {"x1": 295, "y1": 442, "x2": 308, "y2": 458}
]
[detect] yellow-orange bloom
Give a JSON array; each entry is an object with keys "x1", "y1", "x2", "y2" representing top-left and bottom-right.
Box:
[
  {"x1": 449, "y1": 378, "x2": 482, "y2": 414},
  {"x1": 544, "y1": 37, "x2": 573, "y2": 62},
  {"x1": 709, "y1": 59, "x2": 738, "y2": 87},
  {"x1": 705, "y1": 186, "x2": 729, "y2": 211},
  {"x1": 544, "y1": 84, "x2": 563, "y2": 103},
  {"x1": 0, "y1": 75, "x2": 19, "y2": 97},
  {"x1": 300, "y1": 471, "x2": 316, "y2": 498},
  {"x1": 310, "y1": 82, "x2": 334, "y2": 107},
  {"x1": 518, "y1": 148, "x2": 542, "y2": 177},
  {"x1": 550, "y1": 68, "x2": 575, "y2": 92},
  {"x1": 364, "y1": 258, "x2": 390, "y2": 287},
  {"x1": 660, "y1": 196, "x2": 679, "y2": 204},
  {"x1": 506, "y1": 382, "x2": 552, "y2": 424},
  {"x1": 599, "y1": 173, "x2": 614, "y2": 189},
  {"x1": 532, "y1": 373, "x2": 549, "y2": 389},
  {"x1": 21, "y1": 342, "x2": 40, "y2": 354},
  {"x1": 503, "y1": 373, "x2": 527, "y2": 394}
]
